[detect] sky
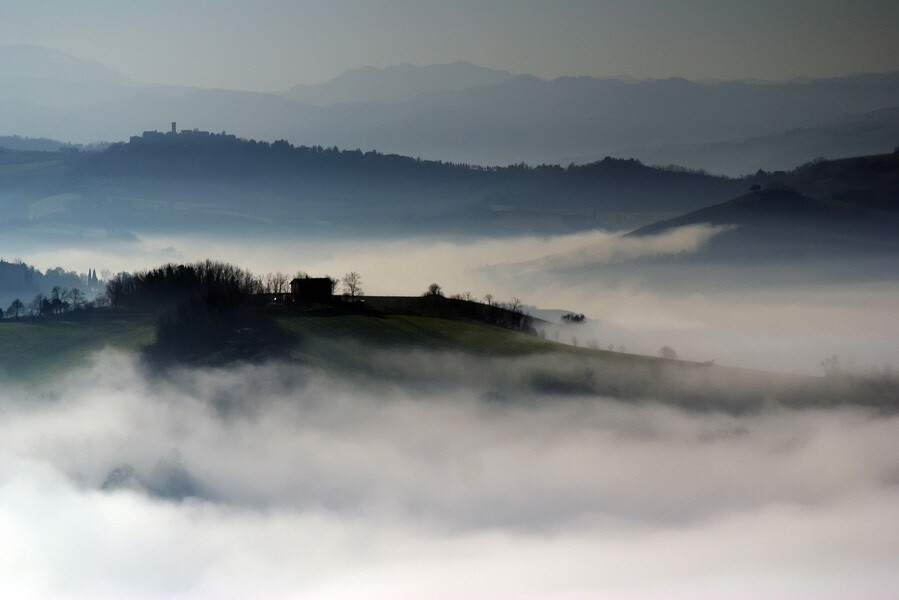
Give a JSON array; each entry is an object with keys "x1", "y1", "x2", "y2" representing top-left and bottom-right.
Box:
[{"x1": 2, "y1": 0, "x2": 897, "y2": 91}]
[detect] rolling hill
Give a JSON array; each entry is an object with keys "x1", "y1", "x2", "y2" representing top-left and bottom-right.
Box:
[
  {"x1": 629, "y1": 152, "x2": 899, "y2": 261},
  {"x1": 1, "y1": 305, "x2": 894, "y2": 413},
  {"x1": 0, "y1": 134, "x2": 752, "y2": 237}
]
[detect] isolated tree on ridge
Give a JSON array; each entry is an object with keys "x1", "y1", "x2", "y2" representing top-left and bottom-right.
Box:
[{"x1": 342, "y1": 271, "x2": 363, "y2": 300}]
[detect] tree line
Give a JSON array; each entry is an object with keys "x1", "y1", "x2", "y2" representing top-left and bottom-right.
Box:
[{"x1": 3, "y1": 285, "x2": 94, "y2": 319}]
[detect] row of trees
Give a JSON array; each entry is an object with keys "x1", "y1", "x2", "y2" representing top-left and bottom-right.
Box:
[
  {"x1": 4, "y1": 262, "x2": 534, "y2": 335},
  {"x1": 3, "y1": 286, "x2": 91, "y2": 318},
  {"x1": 11, "y1": 262, "x2": 349, "y2": 315},
  {"x1": 419, "y1": 282, "x2": 532, "y2": 331},
  {"x1": 105, "y1": 261, "x2": 261, "y2": 311}
]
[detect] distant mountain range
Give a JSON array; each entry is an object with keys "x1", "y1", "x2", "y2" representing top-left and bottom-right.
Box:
[
  {"x1": 0, "y1": 44, "x2": 131, "y2": 85},
  {"x1": 1, "y1": 45, "x2": 896, "y2": 173},
  {"x1": 282, "y1": 61, "x2": 515, "y2": 105},
  {"x1": 623, "y1": 107, "x2": 899, "y2": 175}
]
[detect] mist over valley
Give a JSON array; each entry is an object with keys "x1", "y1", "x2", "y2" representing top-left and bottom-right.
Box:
[{"x1": 1, "y1": 4, "x2": 898, "y2": 596}]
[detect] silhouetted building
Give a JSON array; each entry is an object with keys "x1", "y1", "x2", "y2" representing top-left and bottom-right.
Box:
[
  {"x1": 290, "y1": 277, "x2": 334, "y2": 303},
  {"x1": 129, "y1": 125, "x2": 238, "y2": 146}
]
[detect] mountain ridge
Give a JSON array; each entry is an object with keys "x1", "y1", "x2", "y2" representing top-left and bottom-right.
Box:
[
  {"x1": 1, "y1": 45, "x2": 897, "y2": 171},
  {"x1": 281, "y1": 61, "x2": 515, "y2": 105},
  {"x1": 0, "y1": 44, "x2": 132, "y2": 85}
]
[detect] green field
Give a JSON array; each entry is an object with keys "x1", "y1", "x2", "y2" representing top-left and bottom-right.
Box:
[
  {"x1": 0, "y1": 158, "x2": 63, "y2": 176},
  {"x1": 0, "y1": 312, "x2": 155, "y2": 382},
  {"x1": 0, "y1": 308, "x2": 627, "y2": 381}
]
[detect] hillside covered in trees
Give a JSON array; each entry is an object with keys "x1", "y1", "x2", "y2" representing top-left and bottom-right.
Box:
[
  {"x1": 629, "y1": 151, "x2": 899, "y2": 264},
  {"x1": 0, "y1": 258, "x2": 103, "y2": 313},
  {"x1": 0, "y1": 129, "x2": 758, "y2": 237}
]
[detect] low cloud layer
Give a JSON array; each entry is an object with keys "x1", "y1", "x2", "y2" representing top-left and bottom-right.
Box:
[
  {"x1": 521, "y1": 224, "x2": 734, "y2": 270},
  {"x1": 5, "y1": 225, "x2": 728, "y2": 291},
  {"x1": 1, "y1": 351, "x2": 897, "y2": 598}
]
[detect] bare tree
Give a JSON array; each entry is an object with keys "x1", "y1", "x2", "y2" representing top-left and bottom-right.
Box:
[
  {"x1": 659, "y1": 346, "x2": 677, "y2": 360},
  {"x1": 50, "y1": 286, "x2": 68, "y2": 314},
  {"x1": 264, "y1": 272, "x2": 288, "y2": 294},
  {"x1": 272, "y1": 272, "x2": 288, "y2": 293},
  {"x1": 484, "y1": 293, "x2": 494, "y2": 306},
  {"x1": 7, "y1": 298, "x2": 24, "y2": 318},
  {"x1": 425, "y1": 283, "x2": 443, "y2": 297},
  {"x1": 29, "y1": 293, "x2": 46, "y2": 316},
  {"x1": 342, "y1": 271, "x2": 363, "y2": 300},
  {"x1": 66, "y1": 288, "x2": 86, "y2": 310}
]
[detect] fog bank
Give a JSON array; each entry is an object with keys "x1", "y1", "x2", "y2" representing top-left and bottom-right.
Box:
[{"x1": 1, "y1": 352, "x2": 896, "y2": 598}]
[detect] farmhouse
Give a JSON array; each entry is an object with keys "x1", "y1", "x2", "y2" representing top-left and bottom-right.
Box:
[{"x1": 290, "y1": 276, "x2": 335, "y2": 303}]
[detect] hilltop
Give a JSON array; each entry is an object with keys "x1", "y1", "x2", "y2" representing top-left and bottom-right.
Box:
[
  {"x1": 1, "y1": 258, "x2": 894, "y2": 412},
  {"x1": 629, "y1": 151, "x2": 899, "y2": 262}
]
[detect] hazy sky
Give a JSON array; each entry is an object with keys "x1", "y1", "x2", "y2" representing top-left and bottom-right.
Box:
[{"x1": 2, "y1": 0, "x2": 897, "y2": 91}]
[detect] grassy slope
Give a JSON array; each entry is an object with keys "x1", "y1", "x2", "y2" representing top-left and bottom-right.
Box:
[
  {"x1": 279, "y1": 313, "x2": 633, "y2": 375},
  {"x1": 0, "y1": 309, "x2": 648, "y2": 379},
  {"x1": 1, "y1": 309, "x2": 893, "y2": 412},
  {"x1": 0, "y1": 311, "x2": 155, "y2": 383}
]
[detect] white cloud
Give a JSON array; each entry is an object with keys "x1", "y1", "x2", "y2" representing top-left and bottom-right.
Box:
[{"x1": 0, "y1": 352, "x2": 897, "y2": 598}]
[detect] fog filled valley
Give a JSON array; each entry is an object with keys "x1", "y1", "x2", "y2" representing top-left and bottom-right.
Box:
[
  {"x1": 0, "y1": 233, "x2": 897, "y2": 597},
  {"x1": 2, "y1": 8, "x2": 899, "y2": 596},
  {"x1": 1, "y1": 350, "x2": 897, "y2": 598},
  {"x1": 2, "y1": 123, "x2": 898, "y2": 600},
  {"x1": 2, "y1": 144, "x2": 898, "y2": 599}
]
